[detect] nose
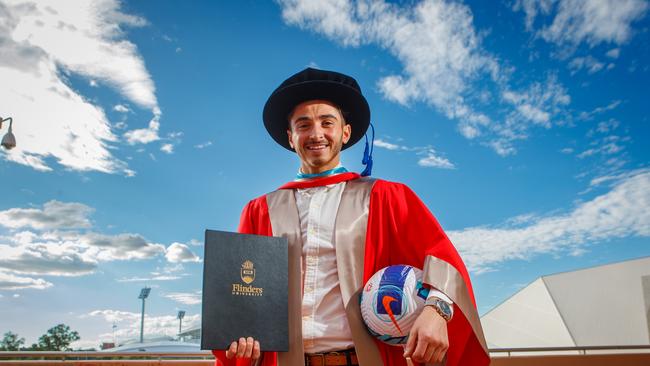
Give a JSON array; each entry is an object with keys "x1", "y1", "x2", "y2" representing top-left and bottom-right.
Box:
[{"x1": 309, "y1": 124, "x2": 326, "y2": 140}]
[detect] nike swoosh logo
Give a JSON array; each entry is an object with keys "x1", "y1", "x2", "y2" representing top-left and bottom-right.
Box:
[{"x1": 382, "y1": 295, "x2": 403, "y2": 335}]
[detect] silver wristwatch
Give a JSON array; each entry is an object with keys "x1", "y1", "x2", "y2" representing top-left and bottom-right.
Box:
[{"x1": 425, "y1": 297, "x2": 452, "y2": 321}]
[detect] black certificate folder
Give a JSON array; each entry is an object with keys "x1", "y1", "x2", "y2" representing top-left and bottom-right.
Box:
[{"x1": 201, "y1": 230, "x2": 288, "y2": 351}]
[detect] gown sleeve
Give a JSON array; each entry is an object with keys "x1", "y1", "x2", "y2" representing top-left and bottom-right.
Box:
[{"x1": 365, "y1": 180, "x2": 490, "y2": 366}]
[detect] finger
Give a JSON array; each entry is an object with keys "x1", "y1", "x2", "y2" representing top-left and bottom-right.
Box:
[
  {"x1": 252, "y1": 340, "x2": 261, "y2": 360},
  {"x1": 411, "y1": 336, "x2": 430, "y2": 363},
  {"x1": 226, "y1": 341, "x2": 237, "y2": 359},
  {"x1": 434, "y1": 343, "x2": 448, "y2": 363},
  {"x1": 244, "y1": 337, "x2": 254, "y2": 358},
  {"x1": 423, "y1": 344, "x2": 436, "y2": 364},
  {"x1": 403, "y1": 331, "x2": 417, "y2": 357},
  {"x1": 236, "y1": 337, "x2": 246, "y2": 358}
]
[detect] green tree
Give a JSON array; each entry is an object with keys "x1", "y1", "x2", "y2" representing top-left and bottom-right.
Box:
[
  {"x1": 35, "y1": 324, "x2": 80, "y2": 351},
  {"x1": 0, "y1": 331, "x2": 25, "y2": 351}
]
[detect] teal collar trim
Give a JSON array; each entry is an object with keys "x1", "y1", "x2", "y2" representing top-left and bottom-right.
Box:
[{"x1": 295, "y1": 166, "x2": 348, "y2": 181}]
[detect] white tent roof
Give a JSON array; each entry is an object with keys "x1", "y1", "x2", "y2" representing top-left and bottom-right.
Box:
[{"x1": 481, "y1": 256, "x2": 650, "y2": 348}]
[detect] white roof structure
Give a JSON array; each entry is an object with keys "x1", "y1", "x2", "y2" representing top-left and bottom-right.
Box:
[
  {"x1": 481, "y1": 256, "x2": 650, "y2": 348},
  {"x1": 102, "y1": 341, "x2": 202, "y2": 353}
]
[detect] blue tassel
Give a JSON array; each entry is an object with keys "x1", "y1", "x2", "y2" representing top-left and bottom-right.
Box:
[{"x1": 361, "y1": 122, "x2": 375, "y2": 177}]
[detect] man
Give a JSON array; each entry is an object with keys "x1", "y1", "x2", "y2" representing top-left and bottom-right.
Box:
[{"x1": 212, "y1": 68, "x2": 489, "y2": 366}]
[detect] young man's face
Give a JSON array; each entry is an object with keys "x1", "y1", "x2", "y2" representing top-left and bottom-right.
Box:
[{"x1": 287, "y1": 100, "x2": 352, "y2": 174}]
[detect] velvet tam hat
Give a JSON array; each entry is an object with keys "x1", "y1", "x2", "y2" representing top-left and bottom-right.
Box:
[{"x1": 263, "y1": 67, "x2": 371, "y2": 151}]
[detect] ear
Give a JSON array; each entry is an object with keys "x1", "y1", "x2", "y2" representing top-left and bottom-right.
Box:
[
  {"x1": 287, "y1": 128, "x2": 295, "y2": 150},
  {"x1": 342, "y1": 123, "x2": 352, "y2": 144}
]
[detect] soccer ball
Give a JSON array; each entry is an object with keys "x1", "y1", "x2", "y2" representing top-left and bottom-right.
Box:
[{"x1": 360, "y1": 264, "x2": 429, "y2": 345}]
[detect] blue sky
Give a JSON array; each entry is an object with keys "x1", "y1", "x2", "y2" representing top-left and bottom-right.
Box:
[{"x1": 1, "y1": 0, "x2": 649, "y2": 349}]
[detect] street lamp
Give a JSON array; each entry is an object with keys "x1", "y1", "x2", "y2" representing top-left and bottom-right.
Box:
[
  {"x1": 177, "y1": 310, "x2": 185, "y2": 338},
  {"x1": 138, "y1": 287, "x2": 151, "y2": 343},
  {"x1": 0, "y1": 116, "x2": 16, "y2": 149}
]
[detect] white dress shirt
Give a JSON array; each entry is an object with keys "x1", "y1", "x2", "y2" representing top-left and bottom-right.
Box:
[{"x1": 295, "y1": 179, "x2": 453, "y2": 353}]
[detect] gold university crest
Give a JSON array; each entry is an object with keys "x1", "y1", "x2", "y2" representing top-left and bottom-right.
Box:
[{"x1": 240, "y1": 260, "x2": 255, "y2": 284}]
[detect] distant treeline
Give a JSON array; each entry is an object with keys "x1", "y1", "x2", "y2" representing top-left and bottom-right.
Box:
[{"x1": 1, "y1": 324, "x2": 85, "y2": 351}]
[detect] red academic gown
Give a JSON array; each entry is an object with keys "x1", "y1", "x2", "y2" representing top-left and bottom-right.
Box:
[{"x1": 212, "y1": 172, "x2": 489, "y2": 366}]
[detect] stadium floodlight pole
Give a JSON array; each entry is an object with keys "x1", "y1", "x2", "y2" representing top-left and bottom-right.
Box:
[
  {"x1": 0, "y1": 116, "x2": 16, "y2": 150},
  {"x1": 138, "y1": 287, "x2": 151, "y2": 343},
  {"x1": 177, "y1": 310, "x2": 185, "y2": 337}
]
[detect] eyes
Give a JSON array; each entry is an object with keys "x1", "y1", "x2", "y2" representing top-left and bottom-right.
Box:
[{"x1": 295, "y1": 120, "x2": 335, "y2": 130}]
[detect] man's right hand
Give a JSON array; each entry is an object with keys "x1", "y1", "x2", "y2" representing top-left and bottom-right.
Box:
[{"x1": 225, "y1": 337, "x2": 261, "y2": 360}]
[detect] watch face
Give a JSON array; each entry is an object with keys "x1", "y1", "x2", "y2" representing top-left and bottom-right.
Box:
[{"x1": 438, "y1": 300, "x2": 451, "y2": 317}]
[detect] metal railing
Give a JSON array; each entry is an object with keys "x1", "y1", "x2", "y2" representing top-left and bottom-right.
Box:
[
  {"x1": 490, "y1": 344, "x2": 650, "y2": 356},
  {"x1": 0, "y1": 351, "x2": 213, "y2": 365},
  {"x1": 1, "y1": 345, "x2": 649, "y2": 365}
]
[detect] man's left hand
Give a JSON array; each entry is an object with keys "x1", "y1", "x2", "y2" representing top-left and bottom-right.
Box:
[{"x1": 403, "y1": 306, "x2": 449, "y2": 364}]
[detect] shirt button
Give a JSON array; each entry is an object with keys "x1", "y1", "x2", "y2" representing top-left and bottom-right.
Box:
[{"x1": 305, "y1": 286, "x2": 313, "y2": 293}]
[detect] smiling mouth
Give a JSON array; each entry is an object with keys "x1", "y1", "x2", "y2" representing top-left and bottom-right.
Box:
[{"x1": 305, "y1": 143, "x2": 329, "y2": 151}]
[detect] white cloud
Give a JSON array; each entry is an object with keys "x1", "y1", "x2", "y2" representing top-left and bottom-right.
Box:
[
  {"x1": 0, "y1": 201, "x2": 178, "y2": 278},
  {"x1": 501, "y1": 76, "x2": 570, "y2": 128},
  {"x1": 116, "y1": 275, "x2": 182, "y2": 282},
  {"x1": 160, "y1": 143, "x2": 174, "y2": 154},
  {"x1": 490, "y1": 75, "x2": 570, "y2": 154},
  {"x1": 450, "y1": 170, "x2": 650, "y2": 273},
  {"x1": 165, "y1": 243, "x2": 201, "y2": 263},
  {"x1": 514, "y1": 0, "x2": 649, "y2": 47},
  {"x1": 374, "y1": 139, "x2": 405, "y2": 151},
  {"x1": 0, "y1": 241, "x2": 98, "y2": 276},
  {"x1": 588, "y1": 168, "x2": 648, "y2": 188},
  {"x1": 0, "y1": 200, "x2": 93, "y2": 230},
  {"x1": 279, "y1": 0, "x2": 496, "y2": 129},
  {"x1": 0, "y1": 230, "x2": 167, "y2": 277},
  {"x1": 162, "y1": 291, "x2": 202, "y2": 305},
  {"x1": 79, "y1": 232, "x2": 166, "y2": 261},
  {"x1": 0, "y1": 0, "x2": 160, "y2": 173},
  {"x1": 278, "y1": 0, "x2": 573, "y2": 156},
  {"x1": 87, "y1": 310, "x2": 201, "y2": 342},
  {"x1": 569, "y1": 55, "x2": 605, "y2": 74},
  {"x1": 374, "y1": 138, "x2": 456, "y2": 169},
  {"x1": 578, "y1": 100, "x2": 621, "y2": 120},
  {"x1": 187, "y1": 239, "x2": 202, "y2": 246},
  {"x1": 124, "y1": 118, "x2": 160, "y2": 144},
  {"x1": 194, "y1": 141, "x2": 212, "y2": 149},
  {"x1": 417, "y1": 149, "x2": 455, "y2": 169},
  {"x1": 606, "y1": 48, "x2": 621, "y2": 59},
  {"x1": 113, "y1": 104, "x2": 130, "y2": 113},
  {"x1": 0, "y1": 271, "x2": 53, "y2": 290},
  {"x1": 577, "y1": 135, "x2": 627, "y2": 159},
  {"x1": 167, "y1": 131, "x2": 183, "y2": 140},
  {"x1": 280, "y1": 0, "x2": 363, "y2": 46}
]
